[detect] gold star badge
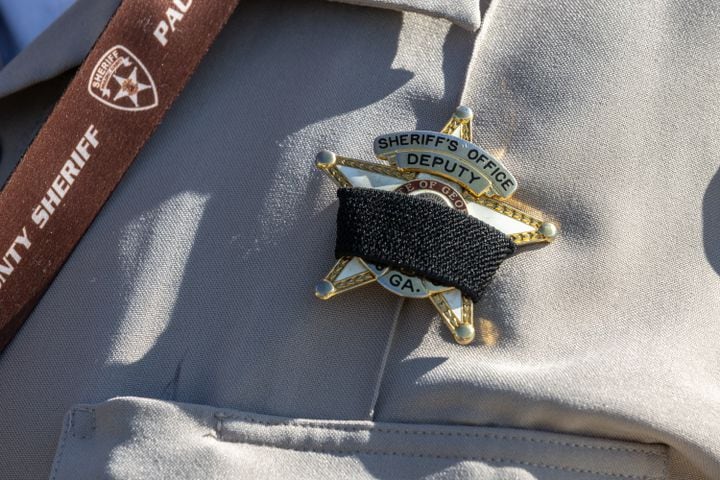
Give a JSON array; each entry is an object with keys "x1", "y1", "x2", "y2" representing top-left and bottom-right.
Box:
[{"x1": 315, "y1": 106, "x2": 557, "y2": 345}]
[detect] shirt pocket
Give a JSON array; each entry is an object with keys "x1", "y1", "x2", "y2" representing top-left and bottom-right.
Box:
[{"x1": 50, "y1": 396, "x2": 668, "y2": 480}]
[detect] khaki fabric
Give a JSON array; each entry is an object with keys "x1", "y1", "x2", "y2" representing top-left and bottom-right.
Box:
[
  {"x1": 0, "y1": 0, "x2": 717, "y2": 479},
  {"x1": 51, "y1": 397, "x2": 669, "y2": 480}
]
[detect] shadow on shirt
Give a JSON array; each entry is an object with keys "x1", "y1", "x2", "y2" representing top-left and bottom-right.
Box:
[{"x1": 704, "y1": 167, "x2": 720, "y2": 276}]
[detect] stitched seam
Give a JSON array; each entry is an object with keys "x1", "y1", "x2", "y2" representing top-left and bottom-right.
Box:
[
  {"x1": 51, "y1": 407, "x2": 98, "y2": 480},
  {"x1": 211, "y1": 434, "x2": 663, "y2": 480},
  {"x1": 70, "y1": 407, "x2": 97, "y2": 439},
  {"x1": 213, "y1": 413, "x2": 666, "y2": 458},
  {"x1": 49, "y1": 407, "x2": 87, "y2": 480},
  {"x1": 49, "y1": 413, "x2": 71, "y2": 480},
  {"x1": 47, "y1": 405, "x2": 665, "y2": 480}
]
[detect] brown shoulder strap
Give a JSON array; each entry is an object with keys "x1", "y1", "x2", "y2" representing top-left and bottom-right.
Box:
[{"x1": 0, "y1": 0, "x2": 241, "y2": 350}]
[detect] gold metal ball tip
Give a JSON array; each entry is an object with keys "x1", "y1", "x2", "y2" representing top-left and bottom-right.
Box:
[
  {"x1": 454, "y1": 105, "x2": 473, "y2": 120},
  {"x1": 315, "y1": 150, "x2": 336, "y2": 169},
  {"x1": 315, "y1": 280, "x2": 336, "y2": 300},
  {"x1": 539, "y1": 222, "x2": 559, "y2": 242},
  {"x1": 453, "y1": 324, "x2": 475, "y2": 345}
]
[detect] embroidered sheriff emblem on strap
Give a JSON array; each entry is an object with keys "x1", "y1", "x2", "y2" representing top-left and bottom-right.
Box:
[{"x1": 314, "y1": 106, "x2": 558, "y2": 345}]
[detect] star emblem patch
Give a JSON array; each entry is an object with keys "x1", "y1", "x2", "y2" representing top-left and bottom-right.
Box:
[
  {"x1": 315, "y1": 106, "x2": 557, "y2": 345},
  {"x1": 88, "y1": 45, "x2": 159, "y2": 112}
]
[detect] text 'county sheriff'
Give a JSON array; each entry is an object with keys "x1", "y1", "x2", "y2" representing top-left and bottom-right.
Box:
[
  {"x1": 373, "y1": 131, "x2": 517, "y2": 198},
  {"x1": 0, "y1": 126, "x2": 99, "y2": 287}
]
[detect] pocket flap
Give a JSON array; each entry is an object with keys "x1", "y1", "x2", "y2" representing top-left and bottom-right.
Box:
[{"x1": 50, "y1": 396, "x2": 667, "y2": 479}]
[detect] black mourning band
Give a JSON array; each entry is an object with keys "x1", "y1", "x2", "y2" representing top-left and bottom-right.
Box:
[{"x1": 334, "y1": 187, "x2": 516, "y2": 303}]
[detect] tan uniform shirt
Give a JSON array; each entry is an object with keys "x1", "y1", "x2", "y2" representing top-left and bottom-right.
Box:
[{"x1": 0, "y1": 0, "x2": 718, "y2": 478}]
